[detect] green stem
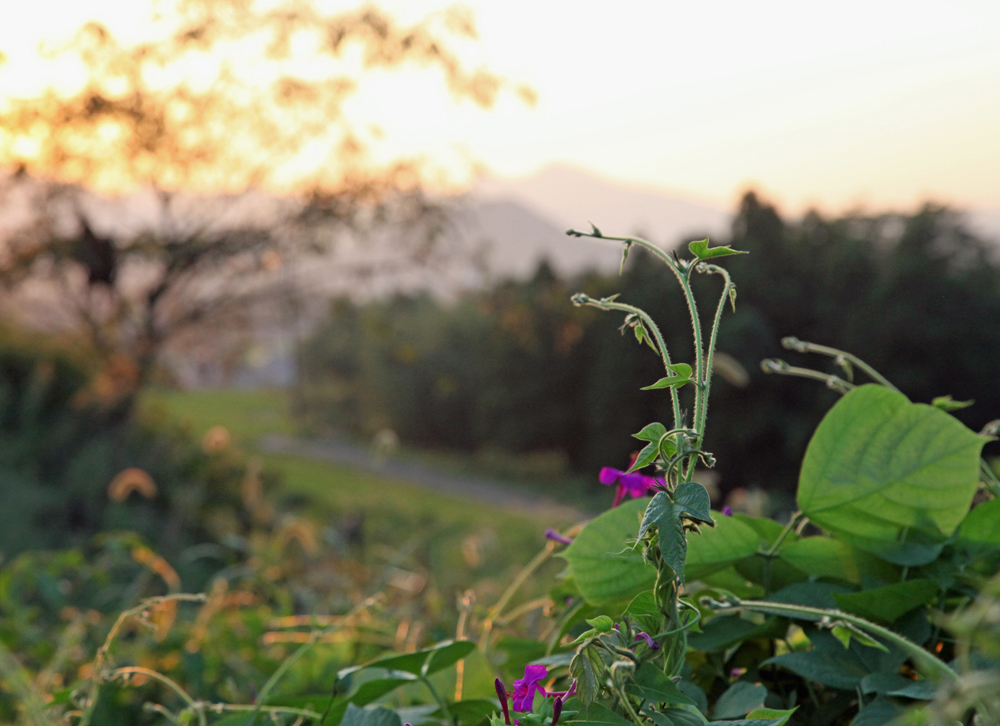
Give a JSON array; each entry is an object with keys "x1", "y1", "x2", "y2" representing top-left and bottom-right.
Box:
[
  {"x1": 674, "y1": 268, "x2": 704, "y2": 480},
  {"x1": 781, "y1": 338, "x2": 899, "y2": 391},
  {"x1": 577, "y1": 298, "x2": 682, "y2": 431},
  {"x1": 615, "y1": 684, "x2": 645, "y2": 726},
  {"x1": 249, "y1": 595, "x2": 380, "y2": 726},
  {"x1": 980, "y1": 460, "x2": 1000, "y2": 499},
  {"x1": 421, "y1": 675, "x2": 454, "y2": 725},
  {"x1": 760, "y1": 360, "x2": 855, "y2": 393},
  {"x1": 208, "y1": 703, "x2": 323, "y2": 720},
  {"x1": 762, "y1": 512, "x2": 802, "y2": 559},
  {"x1": 79, "y1": 593, "x2": 207, "y2": 726},
  {"x1": 713, "y1": 598, "x2": 959, "y2": 684},
  {"x1": 481, "y1": 543, "x2": 556, "y2": 653},
  {"x1": 107, "y1": 667, "x2": 205, "y2": 726},
  {"x1": 694, "y1": 264, "x2": 733, "y2": 453}
]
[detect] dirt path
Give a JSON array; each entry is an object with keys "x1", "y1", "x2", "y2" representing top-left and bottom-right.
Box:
[{"x1": 257, "y1": 433, "x2": 587, "y2": 520}]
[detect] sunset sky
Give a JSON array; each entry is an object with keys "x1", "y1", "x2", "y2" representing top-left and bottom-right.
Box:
[{"x1": 1, "y1": 0, "x2": 998, "y2": 215}]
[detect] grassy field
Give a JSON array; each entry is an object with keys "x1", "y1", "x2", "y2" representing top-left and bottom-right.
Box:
[{"x1": 141, "y1": 388, "x2": 578, "y2": 594}]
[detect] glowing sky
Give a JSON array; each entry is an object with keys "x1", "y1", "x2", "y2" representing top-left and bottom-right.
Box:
[{"x1": 2, "y1": 0, "x2": 998, "y2": 214}]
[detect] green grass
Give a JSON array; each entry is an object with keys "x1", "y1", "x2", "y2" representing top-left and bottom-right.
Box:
[
  {"x1": 142, "y1": 387, "x2": 295, "y2": 443},
  {"x1": 140, "y1": 388, "x2": 578, "y2": 591}
]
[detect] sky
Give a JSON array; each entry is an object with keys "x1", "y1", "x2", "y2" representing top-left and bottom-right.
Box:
[{"x1": 1, "y1": 0, "x2": 998, "y2": 215}]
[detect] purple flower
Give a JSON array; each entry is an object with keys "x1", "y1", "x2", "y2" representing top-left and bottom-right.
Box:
[
  {"x1": 545, "y1": 529, "x2": 573, "y2": 545},
  {"x1": 599, "y1": 467, "x2": 660, "y2": 508},
  {"x1": 635, "y1": 632, "x2": 660, "y2": 649},
  {"x1": 551, "y1": 697, "x2": 564, "y2": 726},
  {"x1": 721, "y1": 506, "x2": 733, "y2": 516},
  {"x1": 495, "y1": 678, "x2": 512, "y2": 725},
  {"x1": 512, "y1": 664, "x2": 548, "y2": 712}
]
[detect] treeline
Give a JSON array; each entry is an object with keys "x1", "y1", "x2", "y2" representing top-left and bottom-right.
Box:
[{"x1": 293, "y1": 193, "x2": 1000, "y2": 497}]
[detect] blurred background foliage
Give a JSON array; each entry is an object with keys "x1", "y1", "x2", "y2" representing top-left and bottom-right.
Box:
[{"x1": 294, "y1": 193, "x2": 1000, "y2": 504}]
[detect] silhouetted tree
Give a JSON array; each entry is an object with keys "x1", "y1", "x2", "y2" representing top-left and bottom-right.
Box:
[{"x1": 0, "y1": 0, "x2": 526, "y2": 383}]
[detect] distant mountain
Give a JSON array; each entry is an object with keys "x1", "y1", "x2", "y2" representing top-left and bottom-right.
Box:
[{"x1": 473, "y1": 165, "x2": 731, "y2": 249}]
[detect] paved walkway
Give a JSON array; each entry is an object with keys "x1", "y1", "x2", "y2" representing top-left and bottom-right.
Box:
[{"x1": 257, "y1": 434, "x2": 587, "y2": 520}]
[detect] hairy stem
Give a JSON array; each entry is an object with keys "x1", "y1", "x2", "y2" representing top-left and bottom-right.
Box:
[
  {"x1": 781, "y1": 338, "x2": 899, "y2": 391},
  {"x1": 711, "y1": 598, "x2": 959, "y2": 684}
]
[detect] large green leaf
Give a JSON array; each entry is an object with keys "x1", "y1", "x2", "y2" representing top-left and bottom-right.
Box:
[
  {"x1": 777, "y1": 537, "x2": 899, "y2": 585},
  {"x1": 797, "y1": 385, "x2": 987, "y2": 561},
  {"x1": 712, "y1": 681, "x2": 767, "y2": 720},
  {"x1": 562, "y1": 498, "x2": 654, "y2": 608},
  {"x1": 833, "y1": 579, "x2": 939, "y2": 624},
  {"x1": 958, "y1": 499, "x2": 1000, "y2": 548},
  {"x1": 341, "y1": 704, "x2": 402, "y2": 726},
  {"x1": 685, "y1": 514, "x2": 760, "y2": 581},
  {"x1": 628, "y1": 663, "x2": 695, "y2": 706}
]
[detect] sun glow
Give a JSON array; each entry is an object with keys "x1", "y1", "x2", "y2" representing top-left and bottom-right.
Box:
[{"x1": 1, "y1": 0, "x2": 998, "y2": 213}]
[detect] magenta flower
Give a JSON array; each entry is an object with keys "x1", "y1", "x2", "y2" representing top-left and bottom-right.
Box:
[
  {"x1": 721, "y1": 505, "x2": 733, "y2": 516},
  {"x1": 635, "y1": 632, "x2": 660, "y2": 649},
  {"x1": 599, "y1": 467, "x2": 660, "y2": 508},
  {"x1": 512, "y1": 664, "x2": 548, "y2": 712}
]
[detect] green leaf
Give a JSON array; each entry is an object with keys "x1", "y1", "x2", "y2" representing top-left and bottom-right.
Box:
[
  {"x1": 642, "y1": 377, "x2": 691, "y2": 391},
  {"x1": 642, "y1": 364, "x2": 693, "y2": 391},
  {"x1": 673, "y1": 482, "x2": 714, "y2": 526},
  {"x1": 932, "y1": 395, "x2": 974, "y2": 412},
  {"x1": 562, "y1": 498, "x2": 654, "y2": 608},
  {"x1": 745, "y1": 708, "x2": 797, "y2": 726},
  {"x1": 859, "y1": 673, "x2": 936, "y2": 700},
  {"x1": 622, "y1": 590, "x2": 663, "y2": 635},
  {"x1": 341, "y1": 704, "x2": 403, "y2": 726},
  {"x1": 728, "y1": 285, "x2": 737, "y2": 312},
  {"x1": 569, "y1": 647, "x2": 604, "y2": 707},
  {"x1": 585, "y1": 615, "x2": 614, "y2": 633},
  {"x1": 627, "y1": 663, "x2": 695, "y2": 706},
  {"x1": 575, "y1": 703, "x2": 631, "y2": 726},
  {"x1": 851, "y1": 695, "x2": 904, "y2": 726},
  {"x1": 638, "y1": 492, "x2": 688, "y2": 580},
  {"x1": 627, "y1": 442, "x2": 660, "y2": 472},
  {"x1": 712, "y1": 681, "x2": 767, "y2": 720},
  {"x1": 685, "y1": 513, "x2": 761, "y2": 582},
  {"x1": 429, "y1": 699, "x2": 496, "y2": 726},
  {"x1": 424, "y1": 640, "x2": 477, "y2": 676},
  {"x1": 797, "y1": 384, "x2": 987, "y2": 562},
  {"x1": 648, "y1": 708, "x2": 706, "y2": 726},
  {"x1": 634, "y1": 323, "x2": 646, "y2": 345},
  {"x1": 344, "y1": 640, "x2": 475, "y2": 681},
  {"x1": 762, "y1": 651, "x2": 869, "y2": 690},
  {"x1": 634, "y1": 423, "x2": 668, "y2": 442},
  {"x1": 957, "y1": 499, "x2": 1000, "y2": 548},
  {"x1": 833, "y1": 579, "x2": 939, "y2": 624},
  {"x1": 732, "y1": 514, "x2": 796, "y2": 547},
  {"x1": 688, "y1": 238, "x2": 747, "y2": 260},
  {"x1": 687, "y1": 615, "x2": 786, "y2": 653},
  {"x1": 831, "y1": 623, "x2": 888, "y2": 652},
  {"x1": 777, "y1": 537, "x2": 899, "y2": 585}
]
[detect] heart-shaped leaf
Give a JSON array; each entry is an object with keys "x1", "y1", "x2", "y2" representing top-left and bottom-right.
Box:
[
  {"x1": 797, "y1": 385, "x2": 987, "y2": 560},
  {"x1": 562, "y1": 498, "x2": 654, "y2": 608}
]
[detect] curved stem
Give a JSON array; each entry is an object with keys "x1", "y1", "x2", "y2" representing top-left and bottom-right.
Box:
[
  {"x1": 694, "y1": 265, "x2": 732, "y2": 456},
  {"x1": 249, "y1": 595, "x2": 381, "y2": 726},
  {"x1": 107, "y1": 667, "x2": 205, "y2": 726},
  {"x1": 208, "y1": 703, "x2": 323, "y2": 720},
  {"x1": 781, "y1": 338, "x2": 899, "y2": 391},
  {"x1": 674, "y1": 269, "x2": 704, "y2": 479},
  {"x1": 712, "y1": 598, "x2": 959, "y2": 684},
  {"x1": 480, "y1": 542, "x2": 558, "y2": 653},
  {"x1": 79, "y1": 593, "x2": 207, "y2": 726},
  {"x1": 578, "y1": 298, "x2": 681, "y2": 430},
  {"x1": 760, "y1": 360, "x2": 855, "y2": 394}
]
